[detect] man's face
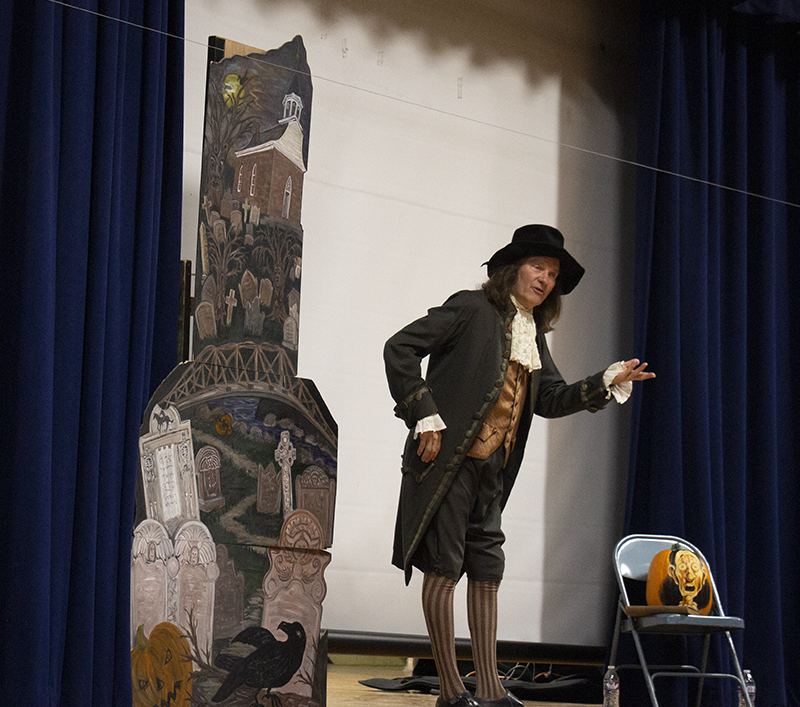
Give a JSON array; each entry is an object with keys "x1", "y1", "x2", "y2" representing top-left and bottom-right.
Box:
[{"x1": 512, "y1": 256, "x2": 560, "y2": 310}]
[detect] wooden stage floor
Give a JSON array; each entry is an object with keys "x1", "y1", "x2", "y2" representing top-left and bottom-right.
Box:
[{"x1": 325, "y1": 658, "x2": 599, "y2": 707}]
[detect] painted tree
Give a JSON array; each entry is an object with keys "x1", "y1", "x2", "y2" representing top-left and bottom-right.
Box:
[
  {"x1": 202, "y1": 70, "x2": 257, "y2": 212},
  {"x1": 207, "y1": 231, "x2": 245, "y2": 326},
  {"x1": 251, "y1": 221, "x2": 302, "y2": 323}
]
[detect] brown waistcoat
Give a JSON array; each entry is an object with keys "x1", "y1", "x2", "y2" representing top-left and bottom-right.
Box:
[{"x1": 467, "y1": 359, "x2": 528, "y2": 465}]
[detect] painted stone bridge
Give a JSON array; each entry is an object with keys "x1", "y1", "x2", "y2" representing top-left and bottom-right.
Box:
[{"x1": 153, "y1": 340, "x2": 337, "y2": 451}]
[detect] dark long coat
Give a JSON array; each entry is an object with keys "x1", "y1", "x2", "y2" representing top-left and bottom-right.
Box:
[{"x1": 384, "y1": 289, "x2": 611, "y2": 584}]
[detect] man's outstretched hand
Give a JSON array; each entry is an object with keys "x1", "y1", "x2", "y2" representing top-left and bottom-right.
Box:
[{"x1": 612, "y1": 359, "x2": 656, "y2": 385}]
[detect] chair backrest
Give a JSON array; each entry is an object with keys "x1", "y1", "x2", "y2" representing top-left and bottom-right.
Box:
[{"x1": 613, "y1": 534, "x2": 726, "y2": 615}]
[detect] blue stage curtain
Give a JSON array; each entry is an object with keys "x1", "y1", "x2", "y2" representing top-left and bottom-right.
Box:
[
  {"x1": 0, "y1": 0, "x2": 184, "y2": 704},
  {"x1": 628, "y1": 1, "x2": 800, "y2": 706}
]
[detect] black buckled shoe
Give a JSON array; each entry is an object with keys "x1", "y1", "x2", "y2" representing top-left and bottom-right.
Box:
[
  {"x1": 475, "y1": 691, "x2": 525, "y2": 707},
  {"x1": 436, "y1": 692, "x2": 480, "y2": 707}
]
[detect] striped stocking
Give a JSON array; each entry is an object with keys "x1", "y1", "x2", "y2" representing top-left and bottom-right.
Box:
[
  {"x1": 422, "y1": 572, "x2": 466, "y2": 701},
  {"x1": 467, "y1": 579, "x2": 505, "y2": 700}
]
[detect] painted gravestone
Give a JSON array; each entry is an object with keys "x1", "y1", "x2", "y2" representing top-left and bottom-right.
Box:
[
  {"x1": 262, "y1": 510, "x2": 331, "y2": 700},
  {"x1": 196, "y1": 445, "x2": 225, "y2": 511},
  {"x1": 138, "y1": 404, "x2": 199, "y2": 535},
  {"x1": 130, "y1": 519, "x2": 173, "y2": 640},
  {"x1": 132, "y1": 35, "x2": 336, "y2": 707}
]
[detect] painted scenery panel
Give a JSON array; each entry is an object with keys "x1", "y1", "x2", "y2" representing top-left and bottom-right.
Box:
[{"x1": 132, "y1": 36, "x2": 336, "y2": 707}]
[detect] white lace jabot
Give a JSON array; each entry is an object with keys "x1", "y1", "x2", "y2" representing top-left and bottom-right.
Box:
[{"x1": 510, "y1": 295, "x2": 541, "y2": 372}]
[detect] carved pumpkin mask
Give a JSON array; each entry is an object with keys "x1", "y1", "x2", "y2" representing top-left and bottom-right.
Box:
[{"x1": 646, "y1": 545, "x2": 713, "y2": 615}]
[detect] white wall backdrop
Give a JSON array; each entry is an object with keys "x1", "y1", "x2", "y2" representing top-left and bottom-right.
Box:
[{"x1": 182, "y1": 0, "x2": 639, "y2": 647}]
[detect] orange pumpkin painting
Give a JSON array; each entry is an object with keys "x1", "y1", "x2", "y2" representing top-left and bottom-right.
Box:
[
  {"x1": 131, "y1": 622, "x2": 192, "y2": 707},
  {"x1": 646, "y1": 545, "x2": 713, "y2": 615}
]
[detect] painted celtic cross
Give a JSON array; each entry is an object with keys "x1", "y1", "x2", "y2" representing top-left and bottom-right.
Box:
[{"x1": 275, "y1": 430, "x2": 296, "y2": 518}]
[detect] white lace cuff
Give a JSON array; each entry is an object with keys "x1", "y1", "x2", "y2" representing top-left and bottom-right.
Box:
[
  {"x1": 604, "y1": 361, "x2": 632, "y2": 403},
  {"x1": 414, "y1": 414, "x2": 447, "y2": 438}
]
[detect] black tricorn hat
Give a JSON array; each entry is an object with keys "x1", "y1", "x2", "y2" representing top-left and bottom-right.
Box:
[{"x1": 484, "y1": 224, "x2": 585, "y2": 294}]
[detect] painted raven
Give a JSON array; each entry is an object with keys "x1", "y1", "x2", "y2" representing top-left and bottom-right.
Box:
[{"x1": 212, "y1": 621, "x2": 306, "y2": 706}]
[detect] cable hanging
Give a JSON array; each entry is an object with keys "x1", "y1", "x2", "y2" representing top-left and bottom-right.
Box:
[{"x1": 46, "y1": 0, "x2": 800, "y2": 211}]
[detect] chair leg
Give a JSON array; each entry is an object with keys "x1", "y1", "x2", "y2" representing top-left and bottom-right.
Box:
[
  {"x1": 629, "y1": 627, "x2": 660, "y2": 707},
  {"x1": 608, "y1": 603, "x2": 623, "y2": 667},
  {"x1": 693, "y1": 634, "x2": 710, "y2": 707},
  {"x1": 724, "y1": 632, "x2": 753, "y2": 707}
]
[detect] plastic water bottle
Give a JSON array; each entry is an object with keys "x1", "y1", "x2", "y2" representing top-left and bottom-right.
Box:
[
  {"x1": 738, "y1": 670, "x2": 755, "y2": 707},
  {"x1": 603, "y1": 666, "x2": 620, "y2": 707}
]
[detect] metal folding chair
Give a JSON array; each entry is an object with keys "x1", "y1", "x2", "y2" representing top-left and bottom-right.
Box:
[{"x1": 607, "y1": 534, "x2": 751, "y2": 707}]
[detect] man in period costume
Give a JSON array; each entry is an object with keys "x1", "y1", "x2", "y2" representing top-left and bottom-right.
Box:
[{"x1": 384, "y1": 224, "x2": 654, "y2": 707}]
